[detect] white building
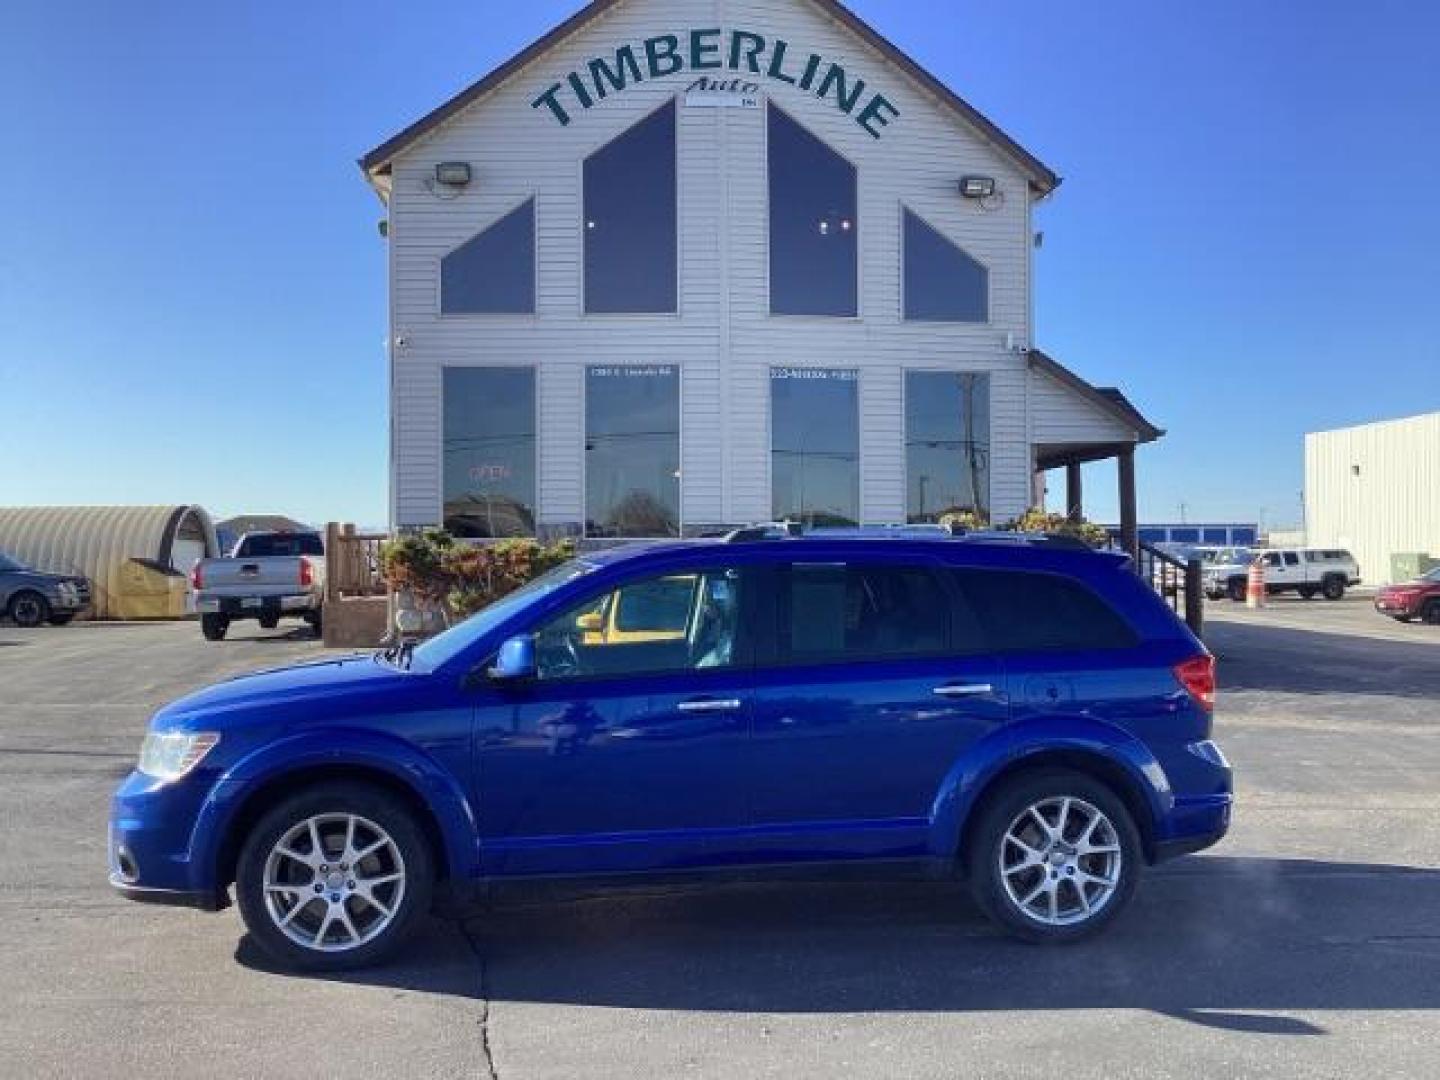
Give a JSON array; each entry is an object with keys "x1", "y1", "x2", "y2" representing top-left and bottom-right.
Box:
[
  {"x1": 1305, "y1": 411, "x2": 1440, "y2": 585},
  {"x1": 360, "y1": 0, "x2": 1161, "y2": 549}
]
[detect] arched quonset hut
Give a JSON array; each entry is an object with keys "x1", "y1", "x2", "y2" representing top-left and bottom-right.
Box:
[{"x1": 0, "y1": 506, "x2": 219, "y2": 620}]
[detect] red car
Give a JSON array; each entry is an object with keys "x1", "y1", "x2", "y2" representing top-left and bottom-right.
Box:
[{"x1": 1375, "y1": 568, "x2": 1440, "y2": 624}]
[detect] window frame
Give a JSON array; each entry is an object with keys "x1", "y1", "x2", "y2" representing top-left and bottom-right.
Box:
[
  {"x1": 578, "y1": 96, "x2": 682, "y2": 319},
  {"x1": 435, "y1": 195, "x2": 540, "y2": 319},
  {"x1": 581, "y1": 362, "x2": 684, "y2": 541},
  {"x1": 526, "y1": 563, "x2": 757, "y2": 684},
  {"x1": 899, "y1": 204, "x2": 991, "y2": 325},
  {"x1": 437, "y1": 363, "x2": 541, "y2": 538},
  {"x1": 946, "y1": 566, "x2": 1140, "y2": 655},
  {"x1": 767, "y1": 366, "x2": 863, "y2": 528},
  {"x1": 901, "y1": 367, "x2": 994, "y2": 524},
  {"x1": 763, "y1": 558, "x2": 958, "y2": 669},
  {"x1": 764, "y1": 101, "x2": 863, "y2": 321}
]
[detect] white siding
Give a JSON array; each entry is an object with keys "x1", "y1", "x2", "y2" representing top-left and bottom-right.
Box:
[
  {"x1": 386, "y1": 0, "x2": 1044, "y2": 528},
  {"x1": 1305, "y1": 412, "x2": 1440, "y2": 585},
  {"x1": 1028, "y1": 369, "x2": 1134, "y2": 446}
]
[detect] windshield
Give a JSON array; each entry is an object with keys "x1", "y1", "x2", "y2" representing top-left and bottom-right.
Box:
[
  {"x1": 1202, "y1": 547, "x2": 1250, "y2": 565},
  {"x1": 1421, "y1": 568, "x2": 1440, "y2": 583},
  {"x1": 409, "y1": 559, "x2": 596, "y2": 670},
  {"x1": 0, "y1": 550, "x2": 23, "y2": 572}
]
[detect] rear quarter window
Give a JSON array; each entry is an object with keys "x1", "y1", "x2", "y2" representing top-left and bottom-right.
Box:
[{"x1": 949, "y1": 568, "x2": 1139, "y2": 653}]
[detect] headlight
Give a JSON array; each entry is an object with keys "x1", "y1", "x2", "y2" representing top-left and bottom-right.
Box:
[{"x1": 138, "y1": 732, "x2": 220, "y2": 781}]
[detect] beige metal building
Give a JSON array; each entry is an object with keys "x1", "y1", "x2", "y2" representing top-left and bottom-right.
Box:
[
  {"x1": 1305, "y1": 411, "x2": 1440, "y2": 585},
  {"x1": 0, "y1": 505, "x2": 220, "y2": 619}
]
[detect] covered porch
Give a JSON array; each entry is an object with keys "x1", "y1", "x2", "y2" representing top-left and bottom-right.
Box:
[{"x1": 1027, "y1": 349, "x2": 1165, "y2": 562}]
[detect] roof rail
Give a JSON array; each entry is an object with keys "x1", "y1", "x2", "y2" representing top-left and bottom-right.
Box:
[{"x1": 718, "y1": 522, "x2": 1094, "y2": 549}]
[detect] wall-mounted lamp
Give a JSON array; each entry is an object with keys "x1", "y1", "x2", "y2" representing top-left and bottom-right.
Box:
[
  {"x1": 434, "y1": 161, "x2": 472, "y2": 187},
  {"x1": 959, "y1": 175, "x2": 996, "y2": 199}
]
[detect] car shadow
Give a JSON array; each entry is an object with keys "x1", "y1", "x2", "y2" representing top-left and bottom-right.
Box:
[
  {"x1": 239, "y1": 855, "x2": 1440, "y2": 1030},
  {"x1": 1208, "y1": 620, "x2": 1440, "y2": 700}
]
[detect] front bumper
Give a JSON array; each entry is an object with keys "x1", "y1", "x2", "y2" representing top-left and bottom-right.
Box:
[
  {"x1": 109, "y1": 768, "x2": 228, "y2": 911},
  {"x1": 1375, "y1": 596, "x2": 1420, "y2": 616}
]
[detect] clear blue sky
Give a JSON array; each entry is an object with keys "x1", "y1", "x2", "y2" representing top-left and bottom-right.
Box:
[{"x1": 3, "y1": 0, "x2": 1437, "y2": 530}]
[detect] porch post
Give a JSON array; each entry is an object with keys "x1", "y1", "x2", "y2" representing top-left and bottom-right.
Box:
[
  {"x1": 1065, "y1": 463, "x2": 1084, "y2": 523},
  {"x1": 1118, "y1": 445, "x2": 1139, "y2": 561}
]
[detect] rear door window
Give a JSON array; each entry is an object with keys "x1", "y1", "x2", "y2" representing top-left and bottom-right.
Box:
[
  {"x1": 237, "y1": 533, "x2": 324, "y2": 557},
  {"x1": 949, "y1": 569, "x2": 1138, "y2": 653},
  {"x1": 779, "y1": 563, "x2": 949, "y2": 663}
]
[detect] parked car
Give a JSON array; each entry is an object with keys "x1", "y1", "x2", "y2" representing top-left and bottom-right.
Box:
[
  {"x1": 191, "y1": 530, "x2": 325, "y2": 641},
  {"x1": 110, "y1": 533, "x2": 1231, "y2": 970},
  {"x1": 1203, "y1": 547, "x2": 1360, "y2": 602},
  {"x1": 0, "y1": 548, "x2": 90, "y2": 627},
  {"x1": 1374, "y1": 567, "x2": 1440, "y2": 624}
]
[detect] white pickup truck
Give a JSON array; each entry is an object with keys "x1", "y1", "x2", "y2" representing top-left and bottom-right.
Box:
[
  {"x1": 1202, "y1": 546, "x2": 1361, "y2": 602},
  {"x1": 190, "y1": 531, "x2": 326, "y2": 641}
]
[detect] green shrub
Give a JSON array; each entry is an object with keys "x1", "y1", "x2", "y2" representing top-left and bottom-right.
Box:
[{"x1": 379, "y1": 530, "x2": 575, "y2": 624}]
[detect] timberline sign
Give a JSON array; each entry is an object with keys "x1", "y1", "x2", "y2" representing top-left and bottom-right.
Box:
[{"x1": 532, "y1": 28, "x2": 900, "y2": 139}]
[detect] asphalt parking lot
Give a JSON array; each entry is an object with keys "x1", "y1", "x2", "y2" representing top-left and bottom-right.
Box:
[{"x1": 1, "y1": 603, "x2": 1437, "y2": 1079}]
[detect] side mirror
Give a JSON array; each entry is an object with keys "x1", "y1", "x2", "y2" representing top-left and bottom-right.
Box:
[
  {"x1": 575, "y1": 612, "x2": 603, "y2": 633},
  {"x1": 488, "y1": 635, "x2": 537, "y2": 682}
]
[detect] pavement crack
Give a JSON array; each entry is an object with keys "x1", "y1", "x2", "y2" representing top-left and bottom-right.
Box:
[{"x1": 459, "y1": 919, "x2": 499, "y2": 1080}]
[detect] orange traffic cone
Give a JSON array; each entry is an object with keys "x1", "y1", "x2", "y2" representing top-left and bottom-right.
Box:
[{"x1": 1246, "y1": 558, "x2": 1266, "y2": 609}]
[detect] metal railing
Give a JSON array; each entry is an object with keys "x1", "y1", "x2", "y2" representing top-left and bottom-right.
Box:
[{"x1": 1137, "y1": 541, "x2": 1205, "y2": 637}]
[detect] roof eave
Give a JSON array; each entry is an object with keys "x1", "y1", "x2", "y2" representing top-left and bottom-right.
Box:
[
  {"x1": 1028, "y1": 349, "x2": 1164, "y2": 443},
  {"x1": 356, "y1": 0, "x2": 1061, "y2": 195}
]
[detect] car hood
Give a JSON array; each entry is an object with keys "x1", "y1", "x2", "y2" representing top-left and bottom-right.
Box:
[
  {"x1": 153, "y1": 654, "x2": 409, "y2": 728},
  {"x1": 1381, "y1": 579, "x2": 1434, "y2": 593},
  {"x1": 4, "y1": 570, "x2": 82, "y2": 588}
]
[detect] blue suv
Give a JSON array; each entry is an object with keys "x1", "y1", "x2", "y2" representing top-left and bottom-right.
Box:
[{"x1": 110, "y1": 534, "x2": 1231, "y2": 969}]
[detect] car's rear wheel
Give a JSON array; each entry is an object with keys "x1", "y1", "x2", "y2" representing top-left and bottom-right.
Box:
[
  {"x1": 1322, "y1": 577, "x2": 1346, "y2": 600},
  {"x1": 7, "y1": 591, "x2": 49, "y2": 628},
  {"x1": 1226, "y1": 578, "x2": 1246, "y2": 603},
  {"x1": 1423, "y1": 600, "x2": 1440, "y2": 626},
  {"x1": 201, "y1": 613, "x2": 229, "y2": 641},
  {"x1": 236, "y1": 782, "x2": 433, "y2": 971},
  {"x1": 967, "y1": 770, "x2": 1142, "y2": 943}
]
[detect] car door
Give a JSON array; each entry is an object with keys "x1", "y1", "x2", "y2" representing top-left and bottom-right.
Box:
[
  {"x1": 474, "y1": 563, "x2": 757, "y2": 876},
  {"x1": 747, "y1": 558, "x2": 1008, "y2": 862}
]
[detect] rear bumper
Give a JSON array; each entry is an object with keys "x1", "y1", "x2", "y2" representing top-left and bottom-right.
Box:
[
  {"x1": 196, "y1": 595, "x2": 316, "y2": 618},
  {"x1": 1153, "y1": 793, "x2": 1231, "y2": 861}
]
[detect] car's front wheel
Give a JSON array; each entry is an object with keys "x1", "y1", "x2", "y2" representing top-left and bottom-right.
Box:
[
  {"x1": 8, "y1": 591, "x2": 49, "y2": 628},
  {"x1": 1424, "y1": 600, "x2": 1440, "y2": 626},
  {"x1": 235, "y1": 782, "x2": 434, "y2": 971},
  {"x1": 967, "y1": 770, "x2": 1142, "y2": 943},
  {"x1": 1322, "y1": 577, "x2": 1346, "y2": 600}
]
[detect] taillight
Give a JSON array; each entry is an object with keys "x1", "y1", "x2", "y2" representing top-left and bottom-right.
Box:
[
  {"x1": 298, "y1": 556, "x2": 313, "y2": 589},
  {"x1": 190, "y1": 561, "x2": 203, "y2": 590},
  {"x1": 1174, "y1": 654, "x2": 1216, "y2": 711}
]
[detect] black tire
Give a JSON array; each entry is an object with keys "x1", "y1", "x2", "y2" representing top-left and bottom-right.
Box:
[
  {"x1": 1391, "y1": 614, "x2": 1414, "y2": 623},
  {"x1": 967, "y1": 769, "x2": 1143, "y2": 944},
  {"x1": 201, "y1": 613, "x2": 230, "y2": 641},
  {"x1": 1423, "y1": 600, "x2": 1440, "y2": 626},
  {"x1": 1322, "y1": 576, "x2": 1345, "y2": 601},
  {"x1": 7, "y1": 591, "x2": 49, "y2": 628},
  {"x1": 258, "y1": 615, "x2": 280, "y2": 630},
  {"x1": 1226, "y1": 578, "x2": 1247, "y2": 603},
  {"x1": 308, "y1": 611, "x2": 323, "y2": 638},
  {"x1": 1297, "y1": 586, "x2": 1317, "y2": 601},
  {"x1": 235, "y1": 782, "x2": 434, "y2": 972},
  {"x1": 46, "y1": 613, "x2": 76, "y2": 626}
]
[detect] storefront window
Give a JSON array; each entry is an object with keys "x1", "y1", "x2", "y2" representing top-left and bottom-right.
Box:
[
  {"x1": 443, "y1": 368, "x2": 537, "y2": 537},
  {"x1": 768, "y1": 105, "x2": 857, "y2": 317},
  {"x1": 903, "y1": 209, "x2": 988, "y2": 322},
  {"x1": 440, "y1": 199, "x2": 535, "y2": 314},
  {"x1": 584, "y1": 100, "x2": 677, "y2": 314},
  {"x1": 586, "y1": 366, "x2": 680, "y2": 537},
  {"x1": 771, "y1": 368, "x2": 859, "y2": 526},
  {"x1": 904, "y1": 371, "x2": 990, "y2": 523}
]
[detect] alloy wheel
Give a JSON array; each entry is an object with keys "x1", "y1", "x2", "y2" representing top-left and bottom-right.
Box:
[
  {"x1": 998, "y1": 796, "x2": 1122, "y2": 926},
  {"x1": 262, "y1": 813, "x2": 406, "y2": 952}
]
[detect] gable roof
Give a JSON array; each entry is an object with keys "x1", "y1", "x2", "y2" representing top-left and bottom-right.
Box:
[
  {"x1": 359, "y1": 0, "x2": 1060, "y2": 196},
  {"x1": 1028, "y1": 349, "x2": 1164, "y2": 443}
]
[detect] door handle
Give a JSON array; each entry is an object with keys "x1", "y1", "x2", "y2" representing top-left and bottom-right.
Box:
[
  {"x1": 676, "y1": 698, "x2": 743, "y2": 713},
  {"x1": 932, "y1": 683, "x2": 994, "y2": 698}
]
